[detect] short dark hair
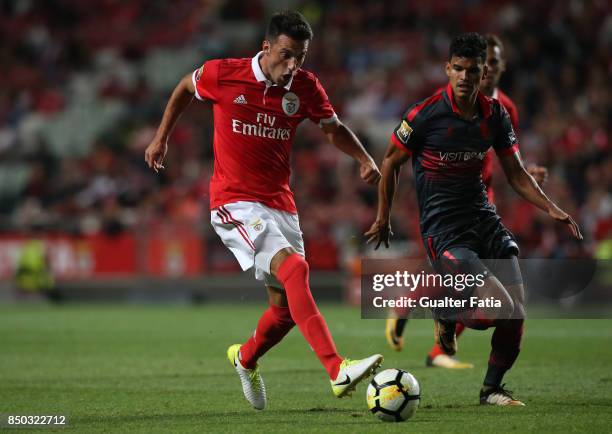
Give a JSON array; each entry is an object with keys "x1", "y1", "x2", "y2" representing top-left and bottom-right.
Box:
[
  {"x1": 266, "y1": 10, "x2": 313, "y2": 42},
  {"x1": 485, "y1": 34, "x2": 505, "y2": 57},
  {"x1": 449, "y1": 33, "x2": 487, "y2": 63}
]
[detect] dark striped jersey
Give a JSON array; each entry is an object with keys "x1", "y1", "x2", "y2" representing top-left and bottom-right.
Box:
[{"x1": 391, "y1": 84, "x2": 519, "y2": 236}]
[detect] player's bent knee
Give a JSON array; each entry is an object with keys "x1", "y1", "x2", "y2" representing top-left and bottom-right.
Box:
[
  {"x1": 506, "y1": 283, "x2": 526, "y2": 306},
  {"x1": 476, "y1": 275, "x2": 514, "y2": 320},
  {"x1": 272, "y1": 251, "x2": 309, "y2": 283},
  {"x1": 511, "y1": 301, "x2": 526, "y2": 320},
  {"x1": 270, "y1": 247, "x2": 298, "y2": 277},
  {"x1": 497, "y1": 290, "x2": 515, "y2": 320}
]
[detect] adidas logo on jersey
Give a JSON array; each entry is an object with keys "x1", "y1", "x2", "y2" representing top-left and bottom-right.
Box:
[{"x1": 233, "y1": 94, "x2": 247, "y2": 104}]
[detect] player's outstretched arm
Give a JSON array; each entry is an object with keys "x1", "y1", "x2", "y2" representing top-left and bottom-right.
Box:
[
  {"x1": 364, "y1": 141, "x2": 410, "y2": 249},
  {"x1": 321, "y1": 121, "x2": 381, "y2": 185},
  {"x1": 499, "y1": 151, "x2": 583, "y2": 240},
  {"x1": 144, "y1": 73, "x2": 195, "y2": 172}
]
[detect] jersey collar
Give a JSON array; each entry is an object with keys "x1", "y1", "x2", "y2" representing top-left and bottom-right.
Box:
[
  {"x1": 444, "y1": 83, "x2": 492, "y2": 119},
  {"x1": 251, "y1": 51, "x2": 294, "y2": 90}
]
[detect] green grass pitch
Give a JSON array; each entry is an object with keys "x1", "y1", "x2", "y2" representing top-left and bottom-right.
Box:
[{"x1": 1, "y1": 304, "x2": 612, "y2": 433}]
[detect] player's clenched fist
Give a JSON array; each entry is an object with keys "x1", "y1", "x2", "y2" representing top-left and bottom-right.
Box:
[
  {"x1": 360, "y1": 160, "x2": 382, "y2": 185},
  {"x1": 144, "y1": 140, "x2": 167, "y2": 173}
]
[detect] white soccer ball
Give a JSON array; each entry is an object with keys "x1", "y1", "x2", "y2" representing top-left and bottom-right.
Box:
[{"x1": 366, "y1": 368, "x2": 420, "y2": 422}]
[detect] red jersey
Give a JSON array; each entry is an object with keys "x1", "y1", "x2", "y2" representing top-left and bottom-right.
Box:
[
  {"x1": 482, "y1": 88, "x2": 519, "y2": 202},
  {"x1": 495, "y1": 88, "x2": 519, "y2": 130},
  {"x1": 193, "y1": 53, "x2": 337, "y2": 213}
]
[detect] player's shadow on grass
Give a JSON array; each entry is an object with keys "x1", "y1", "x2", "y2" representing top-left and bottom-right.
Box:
[
  {"x1": 74, "y1": 407, "x2": 431, "y2": 427},
  {"x1": 201, "y1": 407, "x2": 437, "y2": 425},
  {"x1": 62, "y1": 367, "x2": 322, "y2": 383}
]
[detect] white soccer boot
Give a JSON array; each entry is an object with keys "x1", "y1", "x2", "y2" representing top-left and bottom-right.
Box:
[
  {"x1": 227, "y1": 344, "x2": 267, "y2": 410},
  {"x1": 331, "y1": 354, "x2": 384, "y2": 397}
]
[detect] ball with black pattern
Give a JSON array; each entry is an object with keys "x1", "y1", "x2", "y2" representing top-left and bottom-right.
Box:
[{"x1": 366, "y1": 368, "x2": 420, "y2": 422}]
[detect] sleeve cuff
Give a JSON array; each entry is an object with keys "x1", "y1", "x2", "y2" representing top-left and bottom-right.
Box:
[
  {"x1": 192, "y1": 70, "x2": 204, "y2": 101},
  {"x1": 318, "y1": 113, "x2": 339, "y2": 128},
  {"x1": 495, "y1": 143, "x2": 519, "y2": 156},
  {"x1": 391, "y1": 133, "x2": 413, "y2": 156}
]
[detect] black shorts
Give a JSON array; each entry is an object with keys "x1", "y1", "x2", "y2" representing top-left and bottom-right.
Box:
[{"x1": 423, "y1": 215, "x2": 522, "y2": 287}]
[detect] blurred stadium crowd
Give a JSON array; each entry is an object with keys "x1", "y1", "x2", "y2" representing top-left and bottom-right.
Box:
[{"x1": 0, "y1": 0, "x2": 610, "y2": 272}]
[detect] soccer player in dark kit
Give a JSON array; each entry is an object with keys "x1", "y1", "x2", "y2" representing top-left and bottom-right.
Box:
[
  {"x1": 385, "y1": 34, "x2": 549, "y2": 370},
  {"x1": 366, "y1": 33, "x2": 582, "y2": 406},
  {"x1": 145, "y1": 11, "x2": 383, "y2": 410}
]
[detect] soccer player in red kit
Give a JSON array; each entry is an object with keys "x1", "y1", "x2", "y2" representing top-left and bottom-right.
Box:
[
  {"x1": 480, "y1": 34, "x2": 548, "y2": 201},
  {"x1": 384, "y1": 34, "x2": 548, "y2": 370},
  {"x1": 145, "y1": 11, "x2": 383, "y2": 410}
]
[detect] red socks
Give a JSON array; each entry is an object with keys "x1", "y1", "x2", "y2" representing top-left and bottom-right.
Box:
[
  {"x1": 239, "y1": 254, "x2": 343, "y2": 379},
  {"x1": 277, "y1": 254, "x2": 343, "y2": 379},
  {"x1": 239, "y1": 304, "x2": 295, "y2": 369},
  {"x1": 428, "y1": 322, "x2": 466, "y2": 358}
]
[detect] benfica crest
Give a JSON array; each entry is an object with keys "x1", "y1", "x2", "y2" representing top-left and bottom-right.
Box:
[{"x1": 282, "y1": 92, "x2": 300, "y2": 116}]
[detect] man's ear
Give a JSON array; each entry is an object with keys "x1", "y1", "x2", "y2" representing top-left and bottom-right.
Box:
[
  {"x1": 262, "y1": 40, "x2": 271, "y2": 54},
  {"x1": 482, "y1": 64, "x2": 488, "y2": 80},
  {"x1": 445, "y1": 62, "x2": 451, "y2": 78}
]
